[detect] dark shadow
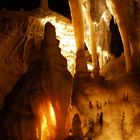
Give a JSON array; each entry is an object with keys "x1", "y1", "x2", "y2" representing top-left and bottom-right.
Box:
[
  {"x1": 0, "y1": 0, "x2": 40, "y2": 11},
  {"x1": 48, "y1": 0, "x2": 71, "y2": 18},
  {"x1": 109, "y1": 17, "x2": 124, "y2": 57}
]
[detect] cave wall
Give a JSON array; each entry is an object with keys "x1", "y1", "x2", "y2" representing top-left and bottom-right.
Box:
[
  {"x1": 69, "y1": 0, "x2": 140, "y2": 140},
  {"x1": 0, "y1": 16, "x2": 72, "y2": 140},
  {"x1": 0, "y1": 0, "x2": 140, "y2": 140}
]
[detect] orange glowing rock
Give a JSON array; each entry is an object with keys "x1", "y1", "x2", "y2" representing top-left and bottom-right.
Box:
[
  {"x1": 49, "y1": 102, "x2": 56, "y2": 126},
  {"x1": 36, "y1": 101, "x2": 56, "y2": 140}
]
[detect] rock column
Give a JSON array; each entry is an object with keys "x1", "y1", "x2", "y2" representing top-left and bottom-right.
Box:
[
  {"x1": 41, "y1": 22, "x2": 73, "y2": 139},
  {"x1": 69, "y1": 0, "x2": 88, "y2": 74},
  {"x1": 106, "y1": 0, "x2": 133, "y2": 73}
]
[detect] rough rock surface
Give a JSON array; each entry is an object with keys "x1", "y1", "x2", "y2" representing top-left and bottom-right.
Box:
[
  {"x1": 0, "y1": 21, "x2": 72, "y2": 140},
  {"x1": 0, "y1": 0, "x2": 140, "y2": 140},
  {"x1": 72, "y1": 71, "x2": 140, "y2": 139},
  {"x1": 0, "y1": 17, "x2": 34, "y2": 110},
  {"x1": 41, "y1": 22, "x2": 72, "y2": 139}
]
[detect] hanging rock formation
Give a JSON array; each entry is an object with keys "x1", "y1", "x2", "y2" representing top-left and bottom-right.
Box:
[
  {"x1": 0, "y1": 0, "x2": 140, "y2": 140},
  {"x1": 69, "y1": 0, "x2": 140, "y2": 140}
]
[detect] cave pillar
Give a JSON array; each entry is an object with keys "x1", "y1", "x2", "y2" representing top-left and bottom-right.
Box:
[
  {"x1": 118, "y1": 23, "x2": 133, "y2": 73},
  {"x1": 85, "y1": 0, "x2": 99, "y2": 77},
  {"x1": 69, "y1": 0, "x2": 88, "y2": 73},
  {"x1": 81, "y1": 0, "x2": 100, "y2": 76},
  {"x1": 90, "y1": 24, "x2": 100, "y2": 77},
  {"x1": 69, "y1": 0, "x2": 84, "y2": 51},
  {"x1": 106, "y1": 0, "x2": 133, "y2": 73}
]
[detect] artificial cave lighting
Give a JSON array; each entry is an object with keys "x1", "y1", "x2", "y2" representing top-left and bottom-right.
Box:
[
  {"x1": 39, "y1": 15, "x2": 109, "y2": 75},
  {"x1": 36, "y1": 101, "x2": 56, "y2": 140},
  {"x1": 0, "y1": 0, "x2": 140, "y2": 140},
  {"x1": 40, "y1": 16, "x2": 76, "y2": 75}
]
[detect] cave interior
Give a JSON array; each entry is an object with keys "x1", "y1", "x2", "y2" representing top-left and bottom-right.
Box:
[{"x1": 0, "y1": 0, "x2": 140, "y2": 140}]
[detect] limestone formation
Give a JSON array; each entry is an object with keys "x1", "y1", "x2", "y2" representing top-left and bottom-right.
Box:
[
  {"x1": 0, "y1": 17, "x2": 34, "y2": 110},
  {"x1": 69, "y1": 0, "x2": 84, "y2": 51},
  {"x1": 40, "y1": 0, "x2": 49, "y2": 11},
  {"x1": 41, "y1": 22, "x2": 73, "y2": 139},
  {"x1": 106, "y1": 0, "x2": 134, "y2": 73},
  {"x1": 82, "y1": 0, "x2": 99, "y2": 77},
  {"x1": 0, "y1": 21, "x2": 72, "y2": 140},
  {"x1": 0, "y1": 0, "x2": 140, "y2": 140}
]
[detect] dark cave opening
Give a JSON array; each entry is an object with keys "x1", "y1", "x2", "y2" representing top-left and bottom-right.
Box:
[
  {"x1": 48, "y1": 0, "x2": 70, "y2": 18},
  {"x1": 0, "y1": 0, "x2": 71, "y2": 18},
  {"x1": 109, "y1": 17, "x2": 124, "y2": 57}
]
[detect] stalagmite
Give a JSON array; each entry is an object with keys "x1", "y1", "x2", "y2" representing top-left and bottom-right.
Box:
[
  {"x1": 75, "y1": 49, "x2": 88, "y2": 73},
  {"x1": 106, "y1": 0, "x2": 133, "y2": 73},
  {"x1": 41, "y1": 22, "x2": 72, "y2": 139},
  {"x1": 72, "y1": 114, "x2": 83, "y2": 139},
  {"x1": 0, "y1": 0, "x2": 140, "y2": 140},
  {"x1": 82, "y1": 0, "x2": 99, "y2": 76}
]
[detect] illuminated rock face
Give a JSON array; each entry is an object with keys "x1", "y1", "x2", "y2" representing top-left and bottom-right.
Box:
[
  {"x1": 41, "y1": 22, "x2": 72, "y2": 139},
  {"x1": 69, "y1": 0, "x2": 140, "y2": 140},
  {"x1": 0, "y1": 0, "x2": 140, "y2": 140},
  {"x1": 0, "y1": 20, "x2": 72, "y2": 140},
  {"x1": 72, "y1": 71, "x2": 140, "y2": 140},
  {"x1": 0, "y1": 17, "x2": 34, "y2": 110}
]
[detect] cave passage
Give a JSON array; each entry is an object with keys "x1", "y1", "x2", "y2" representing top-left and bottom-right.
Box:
[
  {"x1": 48, "y1": 0, "x2": 71, "y2": 18},
  {"x1": 109, "y1": 17, "x2": 124, "y2": 57}
]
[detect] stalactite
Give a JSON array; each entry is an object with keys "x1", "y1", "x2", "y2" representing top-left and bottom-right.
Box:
[
  {"x1": 82, "y1": 0, "x2": 100, "y2": 77},
  {"x1": 69, "y1": 0, "x2": 88, "y2": 73},
  {"x1": 119, "y1": 26, "x2": 133, "y2": 73},
  {"x1": 40, "y1": 0, "x2": 49, "y2": 11},
  {"x1": 69, "y1": 0, "x2": 84, "y2": 51},
  {"x1": 106, "y1": 0, "x2": 133, "y2": 73}
]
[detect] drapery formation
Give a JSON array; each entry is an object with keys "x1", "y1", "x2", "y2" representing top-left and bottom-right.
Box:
[{"x1": 106, "y1": 0, "x2": 139, "y2": 73}]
